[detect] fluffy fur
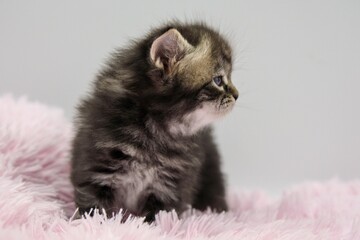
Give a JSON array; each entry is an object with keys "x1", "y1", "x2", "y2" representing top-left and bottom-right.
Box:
[
  {"x1": 71, "y1": 22, "x2": 238, "y2": 221},
  {"x1": 1, "y1": 95, "x2": 360, "y2": 240}
]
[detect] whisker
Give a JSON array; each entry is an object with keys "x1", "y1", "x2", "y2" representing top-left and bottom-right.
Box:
[{"x1": 232, "y1": 103, "x2": 259, "y2": 111}]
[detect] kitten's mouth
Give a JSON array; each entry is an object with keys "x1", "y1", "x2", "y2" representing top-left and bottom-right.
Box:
[
  {"x1": 167, "y1": 98, "x2": 235, "y2": 136},
  {"x1": 218, "y1": 97, "x2": 235, "y2": 113}
]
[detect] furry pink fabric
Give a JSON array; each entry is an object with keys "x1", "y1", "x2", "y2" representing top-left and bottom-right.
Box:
[{"x1": 0, "y1": 95, "x2": 360, "y2": 240}]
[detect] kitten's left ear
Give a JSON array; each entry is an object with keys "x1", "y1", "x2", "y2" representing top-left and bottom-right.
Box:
[{"x1": 150, "y1": 29, "x2": 193, "y2": 74}]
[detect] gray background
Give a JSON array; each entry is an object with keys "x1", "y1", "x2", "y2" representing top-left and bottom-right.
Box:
[{"x1": 1, "y1": 0, "x2": 359, "y2": 193}]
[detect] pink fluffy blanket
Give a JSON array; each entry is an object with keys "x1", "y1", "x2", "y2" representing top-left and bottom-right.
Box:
[{"x1": 1, "y1": 95, "x2": 360, "y2": 240}]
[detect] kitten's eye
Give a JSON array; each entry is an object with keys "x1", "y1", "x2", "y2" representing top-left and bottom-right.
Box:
[{"x1": 213, "y1": 76, "x2": 223, "y2": 86}]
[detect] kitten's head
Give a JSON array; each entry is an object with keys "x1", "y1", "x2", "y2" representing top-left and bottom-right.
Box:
[
  {"x1": 146, "y1": 23, "x2": 238, "y2": 135},
  {"x1": 98, "y1": 22, "x2": 238, "y2": 136}
]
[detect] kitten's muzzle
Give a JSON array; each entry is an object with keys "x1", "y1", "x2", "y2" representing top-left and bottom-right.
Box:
[{"x1": 223, "y1": 84, "x2": 238, "y2": 100}]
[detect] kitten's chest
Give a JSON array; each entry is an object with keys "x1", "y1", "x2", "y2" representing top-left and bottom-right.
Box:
[{"x1": 112, "y1": 146, "x2": 203, "y2": 212}]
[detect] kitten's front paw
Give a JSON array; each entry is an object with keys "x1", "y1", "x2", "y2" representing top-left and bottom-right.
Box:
[{"x1": 142, "y1": 193, "x2": 165, "y2": 223}]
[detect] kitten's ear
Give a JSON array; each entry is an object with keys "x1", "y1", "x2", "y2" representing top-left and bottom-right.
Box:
[{"x1": 150, "y1": 29, "x2": 193, "y2": 73}]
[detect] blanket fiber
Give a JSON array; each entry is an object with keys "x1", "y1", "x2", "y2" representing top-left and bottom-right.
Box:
[{"x1": 0, "y1": 95, "x2": 359, "y2": 240}]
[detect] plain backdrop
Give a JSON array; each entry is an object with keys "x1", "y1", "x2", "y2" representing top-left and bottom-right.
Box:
[{"x1": 1, "y1": 0, "x2": 359, "y2": 193}]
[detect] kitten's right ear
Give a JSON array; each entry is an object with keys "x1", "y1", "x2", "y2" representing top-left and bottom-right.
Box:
[{"x1": 150, "y1": 29, "x2": 193, "y2": 74}]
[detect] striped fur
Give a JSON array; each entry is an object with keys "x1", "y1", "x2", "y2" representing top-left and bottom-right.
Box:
[{"x1": 71, "y1": 21, "x2": 238, "y2": 222}]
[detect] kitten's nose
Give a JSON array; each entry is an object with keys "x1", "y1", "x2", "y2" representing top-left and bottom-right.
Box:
[
  {"x1": 224, "y1": 85, "x2": 238, "y2": 100},
  {"x1": 229, "y1": 86, "x2": 239, "y2": 101},
  {"x1": 232, "y1": 91, "x2": 239, "y2": 101}
]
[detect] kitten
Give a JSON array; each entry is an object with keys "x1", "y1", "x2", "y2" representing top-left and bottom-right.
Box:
[{"x1": 71, "y1": 21, "x2": 238, "y2": 222}]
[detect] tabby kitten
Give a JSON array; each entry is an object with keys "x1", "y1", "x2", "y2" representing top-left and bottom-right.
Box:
[{"x1": 71, "y1": 21, "x2": 238, "y2": 222}]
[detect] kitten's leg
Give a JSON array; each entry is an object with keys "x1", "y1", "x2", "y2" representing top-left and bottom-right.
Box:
[
  {"x1": 193, "y1": 137, "x2": 228, "y2": 212},
  {"x1": 73, "y1": 182, "x2": 115, "y2": 218},
  {"x1": 141, "y1": 193, "x2": 165, "y2": 222},
  {"x1": 193, "y1": 161, "x2": 228, "y2": 212},
  {"x1": 71, "y1": 139, "x2": 125, "y2": 218}
]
